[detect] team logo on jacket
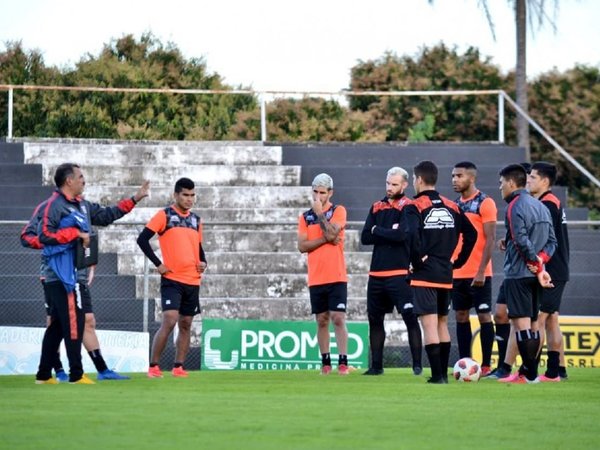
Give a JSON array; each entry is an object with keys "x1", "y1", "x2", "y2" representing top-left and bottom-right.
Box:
[{"x1": 424, "y1": 208, "x2": 455, "y2": 229}]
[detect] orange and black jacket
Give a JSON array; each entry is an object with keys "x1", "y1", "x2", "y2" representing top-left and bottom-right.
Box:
[
  {"x1": 361, "y1": 195, "x2": 411, "y2": 276},
  {"x1": 405, "y1": 190, "x2": 477, "y2": 288}
]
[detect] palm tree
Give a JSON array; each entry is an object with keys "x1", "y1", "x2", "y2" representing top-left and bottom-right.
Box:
[
  {"x1": 478, "y1": 0, "x2": 558, "y2": 159},
  {"x1": 429, "y1": 0, "x2": 558, "y2": 159}
]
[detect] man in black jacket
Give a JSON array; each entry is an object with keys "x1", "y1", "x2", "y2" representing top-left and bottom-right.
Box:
[
  {"x1": 527, "y1": 161, "x2": 569, "y2": 381},
  {"x1": 405, "y1": 161, "x2": 477, "y2": 384},
  {"x1": 361, "y1": 167, "x2": 422, "y2": 376}
]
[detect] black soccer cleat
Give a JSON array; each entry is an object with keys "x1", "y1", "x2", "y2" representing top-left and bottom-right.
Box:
[{"x1": 363, "y1": 367, "x2": 384, "y2": 376}]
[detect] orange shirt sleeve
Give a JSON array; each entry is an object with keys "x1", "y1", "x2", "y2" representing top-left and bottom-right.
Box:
[
  {"x1": 146, "y1": 210, "x2": 167, "y2": 234},
  {"x1": 480, "y1": 197, "x2": 498, "y2": 224}
]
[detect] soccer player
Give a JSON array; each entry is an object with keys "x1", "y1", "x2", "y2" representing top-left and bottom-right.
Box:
[
  {"x1": 450, "y1": 162, "x2": 497, "y2": 376},
  {"x1": 22, "y1": 183, "x2": 147, "y2": 382},
  {"x1": 497, "y1": 164, "x2": 556, "y2": 384},
  {"x1": 361, "y1": 167, "x2": 423, "y2": 376},
  {"x1": 34, "y1": 163, "x2": 149, "y2": 384},
  {"x1": 526, "y1": 161, "x2": 570, "y2": 381},
  {"x1": 404, "y1": 161, "x2": 477, "y2": 384},
  {"x1": 297, "y1": 173, "x2": 349, "y2": 375},
  {"x1": 488, "y1": 162, "x2": 532, "y2": 380},
  {"x1": 137, "y1": 177, "x2": 207, "y2": 378}
]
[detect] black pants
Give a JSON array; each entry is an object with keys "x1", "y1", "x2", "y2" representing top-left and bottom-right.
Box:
[{"x1": 36, "y1": 281, "x2": 85, "y2": 381}]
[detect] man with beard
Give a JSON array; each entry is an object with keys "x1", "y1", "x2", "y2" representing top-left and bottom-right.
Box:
[
  {"x1": 361, "y1": 167, "x2": 423, "y2": 376},
  {"x1": 450, "y1": 161, "x2": 497, "y2": 376}
]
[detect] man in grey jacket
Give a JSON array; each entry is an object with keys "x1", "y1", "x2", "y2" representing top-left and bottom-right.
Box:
[{"x1": 497, "y1": 164, "x2": 556, "y2": 384}]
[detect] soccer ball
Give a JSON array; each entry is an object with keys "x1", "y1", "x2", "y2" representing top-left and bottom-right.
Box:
[{"x1": 453, "y1": 357, "x2": 481, "y2": 382}]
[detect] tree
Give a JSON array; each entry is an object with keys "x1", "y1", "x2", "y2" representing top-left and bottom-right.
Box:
[
  {"x1": 348, "y1": 45, "x2": 504, "y2": 141},
  {"x1": 466, "y1": 0, "x2": 559, "y2": 159},
  {"x1": 0, "y1": 34, "x2": 259, "y2": 140}
]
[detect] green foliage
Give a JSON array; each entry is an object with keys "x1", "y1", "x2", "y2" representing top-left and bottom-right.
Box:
[
  {"x1": 0, "y1": 34, "x2": 258, "y2": 140},
  {"x1": 348, "y1": 45, "x2": 504, "y2": 141},
  {"x1": 528, "y1": 65, "x2": 600, "y2": 210},
  {"x1": 408, "y1": 114, "x2": 436, "y2": 142}
]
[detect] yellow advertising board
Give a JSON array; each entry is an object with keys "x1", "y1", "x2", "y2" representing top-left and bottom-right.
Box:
[{"x1": 469, "y1": 315, "x2": 600, "y2": 368}]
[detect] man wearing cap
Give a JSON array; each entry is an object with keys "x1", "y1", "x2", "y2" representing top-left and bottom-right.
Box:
[{"x1": 298, "y1": 173, "x2": 349, "y2": 375}]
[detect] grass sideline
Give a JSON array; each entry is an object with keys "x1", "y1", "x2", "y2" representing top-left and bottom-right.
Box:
[{"x1": 1, "y1": 368, "x2": 599, "y2": 449}]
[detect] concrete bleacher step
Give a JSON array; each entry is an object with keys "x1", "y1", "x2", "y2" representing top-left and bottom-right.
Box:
[
  {"x1": 97, "y1": 228, "x2": 362, "y2": 253},
  {"x1": 300, "y1": 164, "x2": 514, "y2": 186},
  {"x1": 0, "y1": 185, "x2": 54, "y2": 207},
  {"x1": 0, "y1": 164, "x2": 43, "y2": 185},
  {"x1": 489, "y1": 250, "x2": 600, "y2": 275},
  {"x1": 0, "y1": 297, "x2": 146, "y2": 329},
  {"x1": 24, "y1": 141, "x2": 282, "y2": 166},
  {"x1": 0, "y1": 142, "x2": 24, "y2": 163},
  {"x1": 0, "y1": 252, "x2": 119, "y2": 275},
  {"x1": 41, "y1": 164, "x2": 301, "y2": 187},
  {"x1": 118, "y1": 251, "x2": 371, "y2": 275},
  {"x1": 198, "y1": 297, "x2": 368, "y2": 320},
  {"x1": 101, "y1": 207, "x2": 307, "y2": 225},
  {"x1": 83, "y1": 185, "x2": 312, "y2": 208},
  {"x1": 135, "y1": 273, "x2": 370, "y2": 299},
  {"x1": 281, "y1": 143, "x2": 527, "y2": 166},
  {"x1": 0, "y1": 274, "x2": 136, "y2": 299}
]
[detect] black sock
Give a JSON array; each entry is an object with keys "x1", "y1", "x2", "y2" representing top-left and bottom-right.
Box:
[
  {"x1": 456, "y1": 321, "x2": 472, "y2": 359},
  {"x1": 500, "y1": 362, "x2": 512, "y2": 372},
  {"x1": 439, "y1": 341, "x2": 451, "y2": 380},
  {"x1": 150, "y1": 362, "x2": 159, "y2": 368},
  {"x1": 545, "y1": 351, "x2": 560, "y2": 378},
  {"x1": 495, "y1": 323, "x2": 510, "y2": 368},
  {"x1": 88, "y1": 349, "x2": 108, "y2": 372},
  {"x1": 367, "y1": 313, "x2": 385, "y2": 370},
  {"x1": 516, "y1": 330, "x2": 540, "y2": 380},
  {"x1": 401, "y1": 309, "x2": 423, "y2": 369},
  {"x1": 338, "y1": 355, "x2": 348, "y2": 366},
  {"x1": 425, "y1": 343, "x2": 442, "y2": 381},
  {"x1": 558, "y1": 366, "x2": 568, "y2": 378},
  {"x1": 480, "y1": 322, "x2": 495, "y2": 367},
  {"x1": 174, "y1": 362, "x2": 183, "y2": 368},
  {"x1": 321, "y1": 353, "x2": 331, "y2": 367}
]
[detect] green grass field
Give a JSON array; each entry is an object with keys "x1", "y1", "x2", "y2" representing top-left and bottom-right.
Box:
[{"x1": 1, "y1": 368, "x2": 599, "y2": 449}]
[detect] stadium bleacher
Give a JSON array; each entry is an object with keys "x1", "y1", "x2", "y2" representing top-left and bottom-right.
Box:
[{"x1": 1, "y1": 139, "x2": 598, "y2": 368}]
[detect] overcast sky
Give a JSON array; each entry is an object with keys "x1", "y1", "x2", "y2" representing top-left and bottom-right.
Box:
[{"x1": 1, "y1": 0, "x2": 598, "y2": 92}]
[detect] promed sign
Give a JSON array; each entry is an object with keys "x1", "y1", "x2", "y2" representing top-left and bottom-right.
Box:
[{"x1": 202, "y1": 319, "x2": 368, "y2": 370}]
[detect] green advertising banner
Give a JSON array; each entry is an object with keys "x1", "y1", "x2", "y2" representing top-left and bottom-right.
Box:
[{"x1": 202, "y1": 319, "x2": 369, "y2": 371}]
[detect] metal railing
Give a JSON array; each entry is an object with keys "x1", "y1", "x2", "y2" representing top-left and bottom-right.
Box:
[{"x1": 2, "y1": 84, "x2": 600, "y2": 189}]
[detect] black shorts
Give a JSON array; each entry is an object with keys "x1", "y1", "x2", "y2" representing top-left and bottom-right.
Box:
[
  {"x1": 367, "y1": 275, "x2": 414, "y2": 315},
  {"x1": 161, "y1": 278, "x2": 201, "y2": 316},
  {"x1": 412, "y1": 287, "x2": 451, "y2": 316},
  {"x1": 309, "y1": 282, "x2": 347, "y2": 315},
  {"x1": 496, "y1": 280, "x2": 506, "y2": 306},
  {"x1": 504, "y1": 277, "x2": 541, "y2": 321},
  {"x1": 43, "y1": 281, "x2": 92, "y2": 315},
  {"x1": 539, "y1": 281, "x2": 567, "y2": 314},
  {"x1": 451, "y1": 277, "x2": 492, "y2": 313}
]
